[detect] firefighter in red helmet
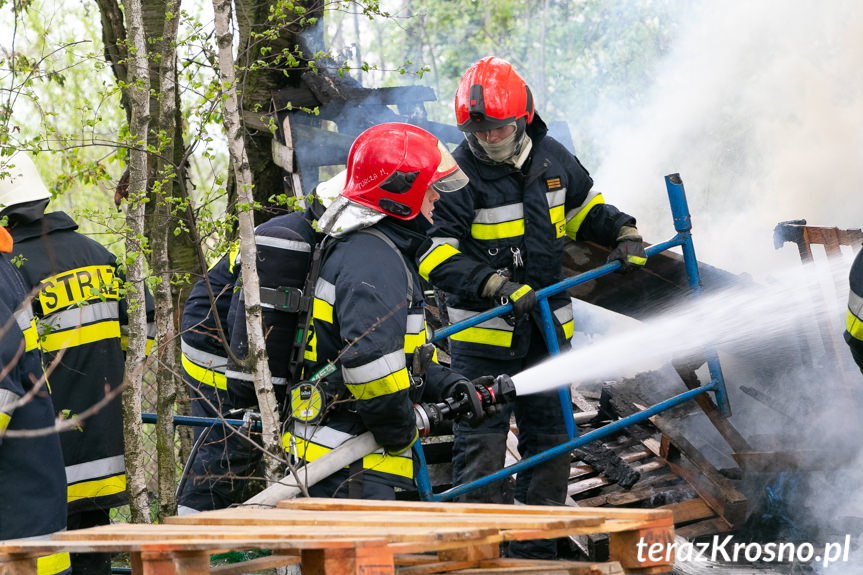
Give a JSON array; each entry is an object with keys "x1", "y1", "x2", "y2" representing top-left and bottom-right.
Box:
[
  {"x1": 290, "y1": 122, "x2": 491, "y2": 499},
  {"x1": 418, "y1": 57, "x2": 646, "y2": 559}
]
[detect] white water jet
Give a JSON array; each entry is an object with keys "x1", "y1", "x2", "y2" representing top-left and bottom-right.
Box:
[{"x1": 511, "y1": 257, "x2": 854, "y2": 397}]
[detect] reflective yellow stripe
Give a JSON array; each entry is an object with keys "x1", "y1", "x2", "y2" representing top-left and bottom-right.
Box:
[
  {"x1": 282, "y1": 434, "x2": 413, "y2": 479},
  {"x1": 626, "y1": 254, "x2": 648, "y2": 266},
  {"x1": 549, "y1": 204, "x2": 566, "y2": 238},
  {"x1": 847, "y1": 310, "x2": 863, "y2": 341},
  {"x1": 304, "y1": 327, "x2": 318, "y2": 363},
  {"x1": 120, "y1": 335, "x2": 155, "y2": 355},
  {"x1": 345, "y1": 367, "x2": 410, "y2": 400},
  {"x1": 510, "y1": 285, "x2": 532, "y2": 301},
  {"x1": 22, "y1": 325, "x2": 39, "y2": 351},
  {"x1": 404, "y1": 331, "x2": 426, "y2": 354},
  {"x1": 0, "y1": 412, "x2": 10, "y2": 431},
  {"x1": 37, "y1": 552, "x2": 71, "y2": 575},
  {"x1": 450, "y1": 326, "x2": 514, "y2": 347},
  {"x1": 283, "y1": 432, "x2": 332, "y2": 460},
  {"x1": 313, "y1": 298, "x2": 333, "y2": 324},
  {"x1": 181, "y1": 354, "x2": 227, "y2": 390},
  {"x1": 37, "y1": 265, "x2": 121, "y2": 314},
  {"x1": 67, "y1": 473, "x2": 126, "y2": 503},
  {"x1": 471, "y1": 219, "x2": 524, "y2": 240},
  {"x1": 362, "y1": 452, "x2": 413, "y2": 478},
  {"x1": 40, "y1": 322, "x2": 121, "y2": 352},
  {"x1": 565, "y1": 193, "x2": 605, "y2": 239},
  {"x1": 418, "y1": 243, "x2": 459, "y2": 281},
  {"x1": 561, "y1": 319, "x2": 574, "y2": 340}
]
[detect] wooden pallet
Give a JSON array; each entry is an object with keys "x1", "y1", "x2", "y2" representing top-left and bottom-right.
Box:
[{"x1": 0, "y1": 499, "x2": 673, "y2": 575}]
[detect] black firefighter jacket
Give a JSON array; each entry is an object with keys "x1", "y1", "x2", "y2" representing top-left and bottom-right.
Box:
[
  {"x1": 180, "y1": 245, "x2": 240, "y2": 408},
  {"x1": 293, "y1": 218, "x2": 464, "y2": 489},
  {"x1": 1, "y1": 231, "x2": 70, "y2": 574},
  {"x1": 846, "y1": 247, "x2": 863, "y2": 373},
  {"x1": 418, "y1": 115, "x2": 635, "y2": 360},
  {"x1": 9, "y1": 212, "x2": 155, "y2": 513}
]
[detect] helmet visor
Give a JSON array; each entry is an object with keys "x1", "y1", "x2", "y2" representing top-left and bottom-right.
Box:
[{"x1": 431, "y1": 142, "x2": 469, "y2": 193}]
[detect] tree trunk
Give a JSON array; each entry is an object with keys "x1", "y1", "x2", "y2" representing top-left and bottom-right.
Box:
[
  {"x1": 232, "y1": 0, "x2": 325, "y2": 226},
  {"x1": 149, "y1": 0, "x2": 183, "y2": 522},
  {"x1": 120, "y1": 0, "x2": 154, "y2": 524},
  {"x1": 212, "y1": 0, "x2": 283, "y2": 481}
]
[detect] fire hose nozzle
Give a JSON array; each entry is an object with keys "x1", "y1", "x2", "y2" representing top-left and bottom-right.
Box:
[
  {"x1": 493, "y1": 374, "x2": 517, "y2": 403},
  {"x1": 414, "y1": 374, "x2": 517, "y2": 436}
]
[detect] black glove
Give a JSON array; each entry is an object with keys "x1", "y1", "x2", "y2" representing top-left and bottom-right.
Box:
[
  {"x1": 481, "y1": 273, "x2": 536, "y2": 322},
  {"x1": 607, "y1": 225, "x2": 647, "y2": 273}
]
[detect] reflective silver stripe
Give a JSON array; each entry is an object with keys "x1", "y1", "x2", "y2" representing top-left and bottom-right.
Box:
[
  {"x1": 293, "y1": 422, "x2": 353, "y2": 447},
  {"x1": 565, "y1": 187, "x2": 603, "y2": 222},
  {"x1": 255, "y1": 236, "x2": 311, "y2": 252},
  {"x1": 0, "y1": 388, "x2": 19, "y2": 413},
  {"x1": 546, "y1": 188, "x2": 566, "y2": 208},
  {"x1": 147, "y1": 322, "x2": 157, "y2": 338},
  {"x1": 66, "y1": 455, "x2": 125, "y2": 484},
  {"x1": 406, "y1": 313, "x2": 424, "y2": 335},
  {"x1": 291, "y1": 423, "x2": 395, "y2": 457},
  {"x1": 418, "y1": 237, "x2": 460, "y2": 263},
  {"x1": 447, "y1": 306, "x2": 514, "y2": 332},
  {"x1": 342, "y1": 349, "x2": 405, "y2": 384},
  {"x1": 314, "y1": 278, "x2": 336, "y2": 305},
  {"x1": 474, "y1": 203, "x2": 523, "y2": 225},
  {"x1": 224, "y1": 369, "x2": 288, "y2": 386},
  {"x1": 37, "y1": 301, "x2": 119, "y2": 334},
  {"x1": 180, "y1": 340, "x2": 228, "y2": 373},
  {"x1": 553, "y1": 302, "x2": 574, "y2": 325},
  {"x1": 13, "y1": 306, "x2": 34, "y2": 331},
  {"x1": 850, "y1": 290, "x2": 863, "y2": 320}
]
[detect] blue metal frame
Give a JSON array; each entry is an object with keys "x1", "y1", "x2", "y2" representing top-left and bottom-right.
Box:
[{"x1": 415, "y1": 173, "x2": 731, "y2": 501}]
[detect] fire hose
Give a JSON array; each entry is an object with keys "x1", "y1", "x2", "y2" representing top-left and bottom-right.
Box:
[{"x1": 244, "y1": 374, "x2": 515, "y2": 507}]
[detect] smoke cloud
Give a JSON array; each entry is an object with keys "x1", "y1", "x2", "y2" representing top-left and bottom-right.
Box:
[{"x1": 587, "y1": 1, "x2": 863, "y2": 277}]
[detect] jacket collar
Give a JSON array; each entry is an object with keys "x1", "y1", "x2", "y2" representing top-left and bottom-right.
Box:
[
  {"x1": 460, "y1": 113, "x2": 551, "y2": 181},
  {"x1": 370, "y1": 217, "x2": 429, "y2": 260},
  {"x1": 8, "y1": 211, "x2": 78, "y2": 242}
]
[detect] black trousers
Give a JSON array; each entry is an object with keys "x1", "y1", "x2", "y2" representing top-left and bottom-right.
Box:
[{"x1": 67, "y1": 508, "x2": 111, "y2": 575}]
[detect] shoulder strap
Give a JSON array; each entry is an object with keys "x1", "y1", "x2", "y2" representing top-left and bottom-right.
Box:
[
  {"x1": 357, "y1": 227, "x2": 414, "y2": 302},
  {"x1": 287, "y1": 234, "x2": 332, "y2": 387}
]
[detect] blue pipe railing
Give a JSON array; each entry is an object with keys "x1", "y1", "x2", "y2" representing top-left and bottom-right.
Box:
[{"x1": 414, "y1": 172, "x2": 731, "y2": 501}]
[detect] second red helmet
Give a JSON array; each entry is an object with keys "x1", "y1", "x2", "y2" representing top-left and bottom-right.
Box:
[
  {"x1": 454, "y1": 56, "x2": 534, "y2": 133},
  {"x1": 341, "y1": 123, "x2": 468, "y2": 220}
]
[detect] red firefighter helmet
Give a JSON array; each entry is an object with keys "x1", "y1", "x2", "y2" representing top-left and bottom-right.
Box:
[
  {"x1": 454, "y1": 56, "x2": 534, "y2": 133},
  {"x1": 341, "y1": 123, "x2": 467, "y2": 220}
]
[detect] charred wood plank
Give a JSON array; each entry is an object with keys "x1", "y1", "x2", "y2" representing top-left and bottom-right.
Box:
[{"x1": 574, "y1": 442, "x2": 640, "y2": 489}]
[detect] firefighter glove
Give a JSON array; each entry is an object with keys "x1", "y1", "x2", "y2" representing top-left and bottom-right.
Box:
[
  {"x1": 607, "y1": 225, "x2": 647, "y2": 273},
  {"x1": 481, "y1": 273, "x2": 536, "y2": 321}
]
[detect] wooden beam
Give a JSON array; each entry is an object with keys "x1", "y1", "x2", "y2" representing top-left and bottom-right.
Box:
[{"x1": 644, "y1": 423, "x2": 747, "y2": 528}]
